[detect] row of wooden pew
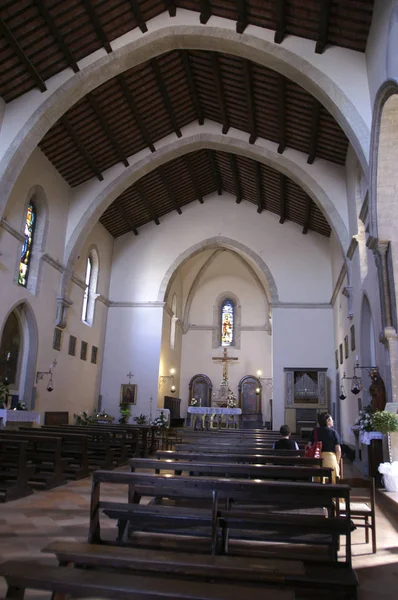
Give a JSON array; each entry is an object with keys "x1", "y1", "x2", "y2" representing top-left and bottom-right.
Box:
[
  {"x1": 0, "y1": 423, "x2": 157, "y2": 501},
  {"x1": 0, "y1": 427, "x2": 360, "y2": 599}
]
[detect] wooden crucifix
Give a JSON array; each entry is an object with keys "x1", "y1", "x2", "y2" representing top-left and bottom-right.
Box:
[{"x1": 212, "y1": 348, "x2": 238, "y2": 383}]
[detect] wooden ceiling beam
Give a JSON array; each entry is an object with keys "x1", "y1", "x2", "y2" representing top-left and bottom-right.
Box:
[
  {"x1": 116, "y1": 202, "x2": 139, "y2": 235},
  {"x1": 82, "y1": 0, "x2": 112, "y2": 53},
  {"x1": 207, "y1": 150, "x2": 222, "y2": 195},
  {"x1": 210, "y1": 53, "x2": 229, "y2": 134},
  {"x1": 302, "y1": 198, "x2": 312, "y2": 234},
  {"x1": 135, "y1": 181, "x2": 160, "y2": 225},
  {"x1": 181, "y1": 51, "x2": 204, "y2": 125},
  {"x1": 157, "y1": 166, "x2": 182, "y2": 215},
  {"x1": 199, "y1": 0, "x2": 212, "y2": 24},
  {"x1": 277, "y1": 75, "x2": 286, "y2": 154},
  {"x1": 274, "y1": 0, "x2": 287, "y2": 44},
  {"x1": 117, "y1": 75, "x2": 156, "y2": 152},
  {"x1": 87, "y1": 95, "x2": 129, "y2": 167},
  {"x1": 151, "y1": 58, "x2": 182, "y2": 138},
  {"x1": 255, "y1": 162, "x2": 265, "y2": 214},
  {"x1": 165, "y1": 1, "x2": 176, "y2": 17},
  {"x1": 33, "y1": 0, "x2": 79, "y2": 73},
  {"x1": 128, "y1": 1, "x2": 147, "y2": 33},
  {"x1": 308, "y1": 100, "x2": 321, "y2": 164},
  {"x1": 229, "y1": 153, "x2": 243, "y2": 204},
  {"x1": 242, "y1": 59, "x2": 257, "y2": 144},
  {"x1": 61, "y1": 115, "x2": 103, "y2": 181},
  {"x1": 315, "y1": 0, "x2": 332, "y2": 54},
  {"x1": 279, "y1": 173, "x2": 286, "y2": 224},
  {"x1": 0, "y1": 17, "x2": 47, "y2": 92},
  {"x1": 236, "y1": 0, "x2": 248, "y2": 34},
  {"x1": 184, "y1": 156, "x2": 204, "y2": 204}
]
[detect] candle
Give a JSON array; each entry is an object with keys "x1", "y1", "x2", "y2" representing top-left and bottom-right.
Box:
[{"x1": 6, "y1": 352, "x2": 10, "y2": 361}]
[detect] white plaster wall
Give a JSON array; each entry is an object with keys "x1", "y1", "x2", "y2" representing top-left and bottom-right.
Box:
[
  {"x1": 0, "y1": 150, "x2": 113, "y2": 421},
  {"x1": 180, "y1": 250, "x2": 271, "y2": 418},
  {"x1": 108, "y1": 194, "x2": 333, "y2": 304},
  {"x1": 272, "y1": 308, "x2": 335, "y2": 430}
]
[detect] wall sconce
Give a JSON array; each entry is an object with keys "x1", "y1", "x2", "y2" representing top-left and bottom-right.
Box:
[
  {"x1": 159, "y1": 368, "x2": 176, "y2": 393},
  {"x1": 36, "y1": 359, "x2": 57, "y2": 392},
  {"x1": 255, "y1": 387, "x2": 261, "y2": 396}
]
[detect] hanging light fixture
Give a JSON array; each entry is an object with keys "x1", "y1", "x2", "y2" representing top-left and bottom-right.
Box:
[
  {"x1": 351, "y1": 375, "x2": 362, "y2": 395},
  {"x1": 339, "y1": 384, "x2": 347, "y2": 401}
]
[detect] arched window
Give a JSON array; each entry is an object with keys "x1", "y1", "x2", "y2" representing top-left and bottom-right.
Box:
[
  {"x1": 82, "y1": 249, "x2": 99, "y2": 325},
  {"x1": 18, "y1": 202, "x2": 36, "y2": 287},
  {"x1": 221, "y1": 299, "x2": 234, "y2": 347},
  {"x1": 170, "y1": 294, "x2": 177, "y2": 349}
]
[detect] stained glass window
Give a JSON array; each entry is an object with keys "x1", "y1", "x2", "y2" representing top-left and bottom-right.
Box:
[
  {"x1": 18, "y1": 202, "x2": 36, "y2": 287},
  {"x1": 82, "y1": 257, "x2": 92, "y2": 322},
  {"x1": 221, "y1": 300, "x2": 234, "y2": 347}
]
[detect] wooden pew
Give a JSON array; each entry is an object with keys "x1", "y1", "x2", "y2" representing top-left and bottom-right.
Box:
[
  {"x1": 156, "y1": 450, "x2": 318, "y2": 466},
  {"x1": 19, "y1": 427, "x2": 89, "y2": 479},
  {"x1": 176, "y1": 443, "x2": 306, "y2": 452},
  {"x1": 0, "y1": 432, "x2": 65, "y2": 489},
  {"x1": 42, "y1": 426, "x2": 116, "y2": 469},
  {"x1": 129, "y1": 457, "x2": 333, "y2": 482},
  {"x1": 0, "y1": 439, "x2": 35, "y2": 501},
  {"x1": 0, "y1": 560, "x2": 293, "y2": 600}
]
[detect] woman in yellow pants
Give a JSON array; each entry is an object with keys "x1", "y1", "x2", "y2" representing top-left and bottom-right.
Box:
[{"x1": 307, "y1": 412, "x2": 341, "y2": 483}]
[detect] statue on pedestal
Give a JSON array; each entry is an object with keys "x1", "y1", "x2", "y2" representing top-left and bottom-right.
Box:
[{"x1": 369, "y1": 369, "x2": 386, "y2": 412}]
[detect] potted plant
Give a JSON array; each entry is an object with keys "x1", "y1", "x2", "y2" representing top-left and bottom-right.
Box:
[
  {"x1": 133, "y1": 414, "x2": 148, "y2": 425},
  {"x1": 119, "y1": 402, "x2": 131, "y2": 424},
  {"x1": 0, "y1": 382, "x2": 9, "y2": 409},
  {"x1": 373, "y1": 410, "x2": 398, "y2": 464}
]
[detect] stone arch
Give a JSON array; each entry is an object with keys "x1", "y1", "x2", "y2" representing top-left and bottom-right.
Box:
[
  {"x1": 0, "y1": 17, "x2": 370, "y2": 220},
  {"x1": 62, "y1": 131, "x2": 350, "y2": 295},
  {"x1": 0, "y1": 299, "x2": 38, "y2": 408},
  {"x1": 158, "y1": 236, "x2": 279, "y2": 309},
  {"x1": 369, "y1": 80, "x2": 398, "y2": 242}
]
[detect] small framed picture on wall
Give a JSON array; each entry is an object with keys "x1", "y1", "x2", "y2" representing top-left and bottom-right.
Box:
[
  {"x1": 344, "y1": 335, "x2": 349, "y2": 359},
  {"x1": 335, "y1": 350, "x2": 339, "y2": 370},
  {"x1": 350, "y1": 324, "x2": 356, "y2": 351},
  {"x1": 339, "y1": 343, "x2": 343, "y2": 365}
]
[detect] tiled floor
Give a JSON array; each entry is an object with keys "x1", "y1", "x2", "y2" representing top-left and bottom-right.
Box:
[{"x1": 0, "y1": 468, "x2": 397, "y2": 599}]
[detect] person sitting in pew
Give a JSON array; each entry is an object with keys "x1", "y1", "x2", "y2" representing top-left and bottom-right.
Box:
[{"x1": 273, "y1": 425, "x2": 299, "y2": 450}]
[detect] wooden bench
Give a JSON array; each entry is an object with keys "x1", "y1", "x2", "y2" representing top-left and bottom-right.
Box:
[
  {"x1": 0, "y1": 560, "x2": 293, "y2": 600},
  {"x1": 156, "y1": 450, "x2": 318, "y2": 465},
  {"x1": 42, "y1": 426, "x2": 116, "y2": 469},
  {"x1": 176, "y1": 443, "x2": 306, "y2": 452},
  {"x1": 0, "y1": 439, "x2": 35, "y2": 501},
  {"x1": 0, "y1": 432, "x2": 65, "y2": 489},
  {"x1": 89, "y1": 470, "x2": 354, "y2": 565},
  {"x1": 129, "y1": 457, "x2": 333, "y2": 482}
]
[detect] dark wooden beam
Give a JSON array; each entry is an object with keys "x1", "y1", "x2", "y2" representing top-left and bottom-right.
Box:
[
  {"x1": 308, "y1": 100, "x2": 321, "y2": 164},
  {"x1": 82, "y1": 0, "x2": 112, "y2": 53},
  {"x1": 279, "y1": 173, "x2": 286, "y2": 224},
  {"x1": 116, "y1": 202, "x2": 139, "y2": 236},
  {"x1": 151, "y1": 58, "x2": 182, "y2": 138},
  {"x1": 135, "y1": 181, "x2": 160, "y2": 225},
  {"x1": 61, "y1": 115, "x2": 103, "y2": 181},
  {"x1": 199, "y1": 0, "x2": 211, "y2": 24},
  {"x1": 117, "y1": 75, "x2": 156, "y2": 152},
  {"x1": 207, "y1": 150, "x2": 222, "y2": 195},
  {"x1": 129, "y1": 1, "x2": 148, "y2": 33},
  {"x1": 236, "y1": 0, "x2": 248, "y2": 34},
  {"x1": 229, "y1": 153, "x2": 242, "y2": 203},
  {"x1": 87, "y1": 95, "x2": 129, "y2": 167},
  {"x1": 277, "y1": 75, "x2": 286, "y2": 154},
  {"x1": 274, "y1": 0, "x2": 287, "y2": 44},
  {"x1": 184, "y1": 156, "x2": 203, "y2": 204},
  {"x1": 315, "y1": 0, "x2": 332, "y2": 54},
  {"x1": 242, "y1": 59, "x2": 257, "y2": 144},
  {"x1": 165, "y1": 1, "x2": 176, "y2": 17},
  {"x1": 157, "y1": 166, "x2": 182, "y2": 215},
  {"x1": 181, "y1": 51, "x2": 204, "y2": 125},
  {"x1": 302, "y1": 198, "x2": 312, "y2": 234},
  {"x1": 210, "y1": 53, "x2": 229, "y2": 134},
  {"x1": 255, "y1": 162, "x2": 264, "y2": 214},
  {"x1": 0, "y1": 17, "x2": 46, "y2": 92},
  {"x1": 33, "y1": 0, "x2": 79, "y2": 72}
]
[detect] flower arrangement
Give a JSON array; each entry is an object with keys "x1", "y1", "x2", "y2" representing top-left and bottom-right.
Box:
[
  {"x1": 373, "y1": 411, "x2": 398, "y2": 434},
  {"x1": 74, "y1": 410, "x2": 97, "y2": 425},
  {"x1": 354, "y1": 405, "x2": 374, "y2": 432},
  {"x1": 227, "y1": 389, "x2": 237, "y2": 408},
  {"x1": 119, "y1": 402, "x2": 131, "y2": 424},
  {"x1": 151, "y1": 411, "x2": 169, "y2": 430},
  {"x1": 133, "y1": 414, "x2": 148, "y2": 425},
  {"x1": 190, "y1": 398, "x2": 198, "y2": 406},
  {"x1": 16, "y1": 401, "x2": 27, "y2": 411},
  {"x1": 0, "y1": 382, "x2": 9, "y2": 409}
]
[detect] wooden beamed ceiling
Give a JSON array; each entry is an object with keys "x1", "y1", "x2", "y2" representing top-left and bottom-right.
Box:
[
  {"x1": 99, "y1": 149, "x2": 331, "y2": 239},
  {"x1": 38, "y1": 49, "x2": 349, "y2": 188},
  {"x1": 0, "y1": 1, "x2": 374, "y2": 102}
]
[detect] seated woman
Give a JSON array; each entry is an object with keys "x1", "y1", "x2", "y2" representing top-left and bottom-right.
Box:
[{"x1": 308, "y1": 412, "x2": 341, "y2": 483}]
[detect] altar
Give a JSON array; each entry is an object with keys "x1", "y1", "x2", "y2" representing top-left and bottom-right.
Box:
[
  {"x1": 0, "y1": 409, "x2": 40, "y2": 428},
  {"x1": 187, "y1": 406, "x2": 242, "y2": 430}
]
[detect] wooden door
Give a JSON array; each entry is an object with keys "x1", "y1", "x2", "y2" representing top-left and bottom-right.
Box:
[{"x1": 239, "y1": 375, "x2": 261, "y2": 414}]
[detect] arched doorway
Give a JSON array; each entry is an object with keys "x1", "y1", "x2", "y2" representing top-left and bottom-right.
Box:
[{"x1": 0, "y1": 303, "x2": 38, "y2": 408}]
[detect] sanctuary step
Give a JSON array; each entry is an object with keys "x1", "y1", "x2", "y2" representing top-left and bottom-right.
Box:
[{"x1": 241, "y1": 413, "x2": 263, "y2": 429}]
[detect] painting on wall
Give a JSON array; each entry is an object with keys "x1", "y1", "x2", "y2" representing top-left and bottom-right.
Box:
[
  {"x1": 120, "y1": 384, "x2": 137, "y2": 405},
  {"x1": 344, "y1": 335, "x2": 349, "y2": 359},
  {"x1": 339, "y1": 343, "x2": 343, "y2": 365},
  {"x1": 335, "y1": 350, "x2": 339, "y2": 370},
  {"x1": 350, "y1": 324, "x2": 356, "y2": 351}
]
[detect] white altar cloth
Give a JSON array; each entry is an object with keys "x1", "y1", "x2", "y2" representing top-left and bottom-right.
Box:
[
  {"x1": 0, "y1": 409, "x2": 40, "y2": 425},
  {"x1": 187, "y1": 407, "x2": 242, "y2": 415}
]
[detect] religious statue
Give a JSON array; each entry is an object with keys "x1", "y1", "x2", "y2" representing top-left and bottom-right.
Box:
[{"x1": 369, "y1": 369, "x2": 386, "y2": 412}]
